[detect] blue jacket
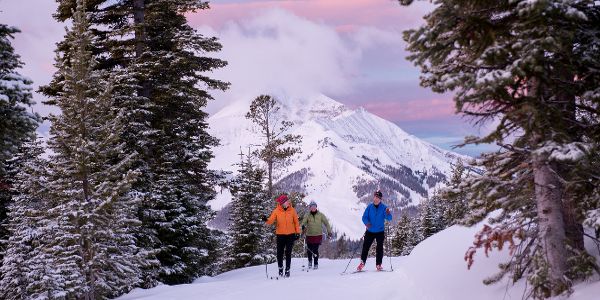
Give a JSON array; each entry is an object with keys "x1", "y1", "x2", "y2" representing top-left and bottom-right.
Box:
[{"x1": 362, "y1": 202, "x2": 392, "y2": 233}]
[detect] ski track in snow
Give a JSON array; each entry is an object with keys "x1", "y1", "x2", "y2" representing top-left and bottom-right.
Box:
[{"x1": 117, "y1": 224, "x2": 600, "y2": 300}]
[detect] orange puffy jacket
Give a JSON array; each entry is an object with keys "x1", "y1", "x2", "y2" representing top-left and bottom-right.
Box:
[{"x1": 266, "y1": 204, "x2": 301, "y2": 235}]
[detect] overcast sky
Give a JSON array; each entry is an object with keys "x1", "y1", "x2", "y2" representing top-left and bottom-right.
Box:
[{"x1": 0, "y1": 0, "x2": 497, "y2": 156}]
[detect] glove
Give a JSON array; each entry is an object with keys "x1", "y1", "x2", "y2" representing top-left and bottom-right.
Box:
[
  {"x1": 327, "y1": 233, "x2": 333, "y2": 239},
  {"x1": 293, "y1": 233, "x2": 300, "y2": 240},
  {"x1": 386, "y1": 208, "x2": 391, "y2": 215},
  {"x1": 301, "y1": 225, "x2": 306, "y2": 231},
  {"x1": 261, "y1": 215, "x2": 268, "y2": 222}
]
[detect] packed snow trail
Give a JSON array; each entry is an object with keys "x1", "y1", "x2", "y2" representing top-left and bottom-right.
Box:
[{"x1": 117, "y1": 225, "x2": 600, "y2": 300}]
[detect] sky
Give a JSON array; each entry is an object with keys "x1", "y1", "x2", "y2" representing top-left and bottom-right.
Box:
[{"x1": 0, "y1": 0, "x2": 497, "y2": 157}]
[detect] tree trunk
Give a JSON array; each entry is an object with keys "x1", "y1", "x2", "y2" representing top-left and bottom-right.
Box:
[
  {"x1": 133, "y1": 0, "x2": 150, "y2": 99},
  {"x1": 533, "y1": 150, "x2": 569, "y2": 295}
]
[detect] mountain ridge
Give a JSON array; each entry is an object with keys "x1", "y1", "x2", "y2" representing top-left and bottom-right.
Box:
[{"x1": 208, "y1": 94, "x2": 470, "y2": 239}]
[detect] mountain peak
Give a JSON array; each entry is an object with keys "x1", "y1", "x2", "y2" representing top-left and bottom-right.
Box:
[{"x1": 208, "y1": 94, "x2": 469, "y2": 238}]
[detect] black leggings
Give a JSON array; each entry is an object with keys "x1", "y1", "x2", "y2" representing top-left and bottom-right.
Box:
[
  {"x1": 360, "y1": 231, "x2": 384, "y2": 265},
  {"x1": 307, "y1": 243, "x2": 320, "y2": 265},
  {"x1": 276, "y1": 234, "x2": 295, "y2": 270}
]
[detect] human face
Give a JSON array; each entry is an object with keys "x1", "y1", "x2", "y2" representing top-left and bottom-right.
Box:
[
  {"x1": 373, "y1": 195, "x2": 381, "y2": 205},
  {"x1": 310, "y1": 206, "x2": 317, "y2": 212},
  {"x1": 282, "y1": 200, "x2": 289, "y2": 208}
]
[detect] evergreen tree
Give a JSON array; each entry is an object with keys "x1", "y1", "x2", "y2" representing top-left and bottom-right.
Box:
[
  {"x1": 39, "y1": 1, "x2": 146, "y2": 298},
  {"x1": 223, "y1": 151, "x2": 271, "y2": 272},
  {"x1": 0, "y1": 23, "x2": 40, "y2": 265},
  {"x1": 392, "y1": 214, "x2": 422, "y2": 256},
  {"x1": 45, "y1": 0, "x2": 230, "y2": 285},
  {"x1": 246, "y1": 95, "x2": 302, "y2": 198},
  {"x1": 0, "y1": 139, "x2": 64, "y2": 299},
  {"x1": 401, "y1": 0, "x2": 600, "y2": 296},
  {"x1": 440, "y1": 159, "x2": 468, "y2": 225},
  {"x1": 419, "y1": 195, "x2": 445, "y2": 239}
]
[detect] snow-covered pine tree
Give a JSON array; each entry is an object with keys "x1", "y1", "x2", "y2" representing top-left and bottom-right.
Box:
[
  {"x1": 246, "y1": 95, "x2": 302, "y2": 199},
  {"x1": 401, "y1": 0, "x2": 600, "y2": 296},
  {"x1": 41, "y1": 1, "x2": 146, "y2": 298},
  {"x1": 46, "y1": 0, "x2": 230, "y2": 285},
  {"x1": 391, "y1": 214, "x2": 412, "y2": 256},
  {"x1": 0, "y1": 138, "x2": 64, "y2": 300},
  {"x1": 0, "y1": 23, "x2": 40, "y2": 264},
  {"x1": 439, "y1": 159, "x2": 468, "y2": 226},
  {"x1": 419, "y1": 195, "x2": 445, "y2": 239},
  {"x1": 136, "y1": 0, "x2": 228, "y2": 283},
  {"x1": 223, "y1": 150, "x2": 271, "y2": 272}
]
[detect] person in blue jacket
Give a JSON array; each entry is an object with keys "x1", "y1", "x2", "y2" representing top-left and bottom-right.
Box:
[{"x1": 357, "y1": 190, "x2": 392, "y2": 271}]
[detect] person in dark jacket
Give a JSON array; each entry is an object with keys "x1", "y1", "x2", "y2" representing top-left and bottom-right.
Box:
[
  {"x1": 357, "y1": 190, "x2": 392, "y2": 271},
  {"x1": 301, "y1": 200, "x2": 332, "y2": 269}
]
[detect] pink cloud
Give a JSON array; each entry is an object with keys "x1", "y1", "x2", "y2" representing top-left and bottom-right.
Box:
[
  {"x1": 190, "y1": 0, "x2": 431, "y2": 30},
  {"x1": 359, "y1": 98, "x2": 457, "y2": 122}
]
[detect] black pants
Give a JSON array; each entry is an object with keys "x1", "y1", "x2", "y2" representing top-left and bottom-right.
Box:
[
  {"x1": 360, "y1": 231, "x2": 384, "y2": 265},
  {"x1": 276, "y1": 234, "x2": 295, "y2": 271},
  {"x1": 307, "y1": 243, "x2": 320, "y2": 266}
]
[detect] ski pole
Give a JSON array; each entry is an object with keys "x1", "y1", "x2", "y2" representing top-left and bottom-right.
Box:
[
  {"x1": 341, "y1": 232, "x2": 366, "y2": 274},
  {"x1": 385, "y1": 221, "x2": 394, "y2": 271}
]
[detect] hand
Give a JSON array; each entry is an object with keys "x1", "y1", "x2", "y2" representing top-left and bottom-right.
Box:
[
  {"x1": 261, "y1": 215, "x2": 268, "y2": 222},
  {"x1": 386, "y1": 208, "x2": 391, "y2": 215},
  {"x1": 365, "y1": 223, "x2": 372, "y2": 229},
  {"x1": 327, "y1": 233, "x2": 333, "y2": 239},
  {"x1": 293, "y1": 233, "x2": 300, "y2": 240},
  {"x1": 301, "y1": 225, "x2": 306, "y2": 231}
]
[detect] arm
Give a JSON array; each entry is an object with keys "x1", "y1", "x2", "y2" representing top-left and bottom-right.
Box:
[
  {"x1": 362, "y1": 205, "x2": 370, "y2": 225},
  {"x1": 322, "y1": 213, "x2": 332, "y2": 234},
  {"x1": 301, "y1": 213, "x2": 308, "y2": 227},
  {"x1": 293, "y1": 210, "x2": 301, "y2": 234},
  {"x1": 266, "y1": 209, "x2": 277, "y2": 225},
  {"x1": 385, "y1": 204, "x2": 393, "y2": 221}
]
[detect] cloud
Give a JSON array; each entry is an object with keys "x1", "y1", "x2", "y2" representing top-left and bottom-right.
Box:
[
  {"x1": 199, "y1": 8, "x2": 408, "y2": 112},
  {"x1": 0, "y1": 0, "x2": 62, "y2": 118}
]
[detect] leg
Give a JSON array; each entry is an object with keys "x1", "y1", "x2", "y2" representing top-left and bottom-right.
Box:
[
  {"x1": 276, "y1": 235, "x2": 285, "y2": 273},
  {"x1": 375, "y1": 231, "x2": 385, "y2": 266},
  {"x1": 306, "y1": 240, "x2": 313, "y2": 266},
  {"x1": 360, "y1": 231, "x2": 375, "y2": 263},
  {"x1": 284, "y1": 235, "x2": 294, "y2": 272},
  {"x1": 310, "y1": 243, "x2": 320, "y2": 266}
]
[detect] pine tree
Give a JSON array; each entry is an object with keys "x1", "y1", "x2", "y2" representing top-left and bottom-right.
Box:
[
  {"x1": 39, "y1": 1, "x2": 146, "y2": 298},
  {"x1": 0, "y1": 139, "x2": 64, "y2": 300},
  {"x1": 401, "y1": 0, "x2": 600, "y2": 296},
  {"x1": 392, "y1": 214, "x2": 422, "y2": 256},
  {"x1": 223, "y1": 151, "x2": 271, "y2": 272},
  {"x1": 45, "y1": 0, "x2": 230, "y2": 285},
  {"x1": 246, "y1": 95, "x2": 302, "y2": 198},
  {"x1": 440, "y1": 159, "x2": 468, "y2": 225},
  {"x1": 391, "y1": 214, "x2": 412, "y2": 256},
  {"x1": 0, "y1": 23, "x2": 40, "y2": 266},
  {"x1": 419, "y1": 195, "x2": 445, "y2": 239}
]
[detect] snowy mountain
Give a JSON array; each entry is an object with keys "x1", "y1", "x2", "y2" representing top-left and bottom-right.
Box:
[
  {"x1": 208, "y1": 94, "x2": 470, "y2": 239},
  {"x1": 116, "y1": 223, "x2": 600, "y2": 300}
]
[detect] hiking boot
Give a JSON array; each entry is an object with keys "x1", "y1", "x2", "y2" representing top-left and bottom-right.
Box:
[
  {"x1": 285, "y1": 269, "x2": 290, "y2": 277},
  {"x1": 356, "y1": 261, "x2": 365, "y2": 271},
  {"x1": 313, "y1": 264, "x2": 318, "y2": 270},
  {"x1": 376, "y1": 265, "x2": 384, "y2": 271},
  {"x1": 308, "y1": 261, "x2": 312, "y2": 269},
  {"x1": 278, "y1": 268, "x2": 284, "y2": 276}
]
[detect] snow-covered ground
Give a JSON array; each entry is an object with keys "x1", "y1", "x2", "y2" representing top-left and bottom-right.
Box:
[{"x1": 117, "y1": 224, "x2": 600, "y2": 300}]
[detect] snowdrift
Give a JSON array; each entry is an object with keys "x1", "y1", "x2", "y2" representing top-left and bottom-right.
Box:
[{"x1": 117, "y1": 224, "x2": 600, "y2": 300}]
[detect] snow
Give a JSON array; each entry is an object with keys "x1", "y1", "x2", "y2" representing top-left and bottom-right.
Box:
[
  {"x1": 116, "y1": 222, "x2": 600, "y2": 300},
  {"x1": 208, "y1": 93, "x2": 470, "y2": 238}
]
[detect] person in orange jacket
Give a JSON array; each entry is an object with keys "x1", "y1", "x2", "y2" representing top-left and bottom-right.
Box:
[{"x1": 263, "y1": 193, "x2": 301, "y2": 277}]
